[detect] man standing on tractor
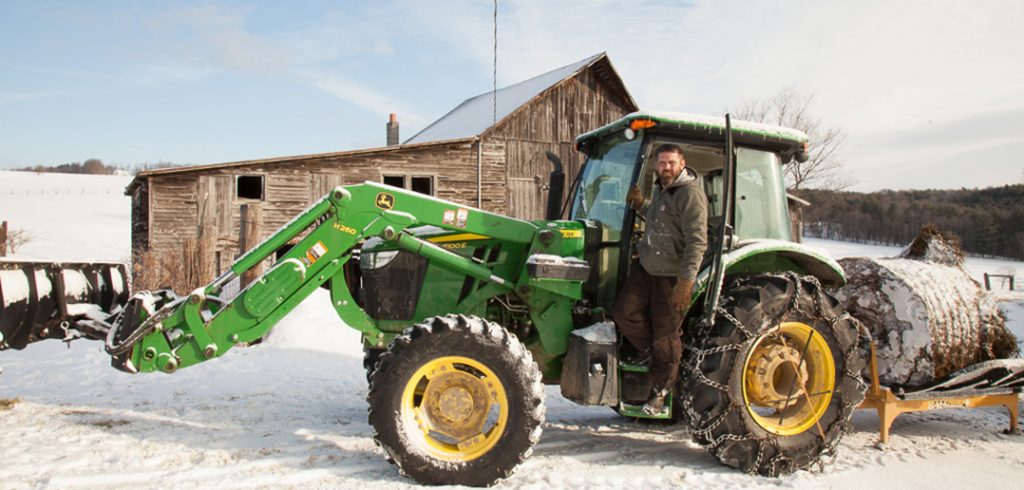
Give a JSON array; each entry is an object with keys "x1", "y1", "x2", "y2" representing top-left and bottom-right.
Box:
[{"x1": 613, "y1": 143, "x2": 709, "y2": 415}]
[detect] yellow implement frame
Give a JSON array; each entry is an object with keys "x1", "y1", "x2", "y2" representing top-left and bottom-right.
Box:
[{"x1": 858, "y1": 343, "x2": 1019, "y2": 443}]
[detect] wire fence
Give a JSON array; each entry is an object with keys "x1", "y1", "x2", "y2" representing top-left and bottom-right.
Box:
[{"x1": 5, "y1": 188, "x2": 119, "y2": 195}]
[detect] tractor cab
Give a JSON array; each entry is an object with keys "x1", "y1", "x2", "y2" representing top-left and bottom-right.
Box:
[
  {"x1": 557, "y1": 112, "x2": 855, "y2": 426},
  {"x1": 567, "y1": 111, "x2": 814, "y2": 312}
]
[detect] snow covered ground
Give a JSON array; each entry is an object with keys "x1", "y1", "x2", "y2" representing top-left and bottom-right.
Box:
[
  {"x1": 0, "y1": 170, "x2": 132, "y2": 263},
  {"x1": 2, "y1": 172, "x2": 1023, "y2": 488}
]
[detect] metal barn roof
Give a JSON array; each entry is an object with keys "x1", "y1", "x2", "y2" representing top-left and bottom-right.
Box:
[{"x1": 405, "y1": 53, "x2": 614, "y2": 144}]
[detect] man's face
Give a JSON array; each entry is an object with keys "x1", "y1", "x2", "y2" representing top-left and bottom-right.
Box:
[{"x1": 656, "y1": 150, "x2": 685, "y2": 186}]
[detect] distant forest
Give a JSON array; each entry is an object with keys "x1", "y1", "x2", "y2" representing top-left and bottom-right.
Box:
[
  {"x1": 17, "y1": 158, "x2": 120, "y2": 175},
  {"x1": 798, "y1": 184, "x2": 1024, "y2": 261},
  {"x1": 15, "y1": 159, "x2": 182, "y2": 175}
]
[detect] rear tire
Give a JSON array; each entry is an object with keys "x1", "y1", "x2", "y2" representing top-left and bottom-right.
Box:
[
  {"x1": 368, "y1": 314, "x2": 545, "y2": 486},
  {"x1": 681, "y1": 273, "x2": 867, "y2": 476}
]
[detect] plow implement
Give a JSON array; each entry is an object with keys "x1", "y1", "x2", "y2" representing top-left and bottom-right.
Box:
[{"x1": 0, "y1": 261, "x2": 129, "y2": 350}]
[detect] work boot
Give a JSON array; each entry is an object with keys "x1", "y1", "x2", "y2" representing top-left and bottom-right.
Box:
[{"x1": 642, "y1": 387, "x2": 670, "y2": 416}]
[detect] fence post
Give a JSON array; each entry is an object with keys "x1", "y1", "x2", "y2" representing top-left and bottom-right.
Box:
[
  {"x1": 983, "y1": 273, "x2": 991, "y2": 291},
  {"x1": 0, "y1": 221, "x2": 7, "y2": 257},
  {"x1": 1011, "y1": 276, "x2": 1016, "y2": 291}
]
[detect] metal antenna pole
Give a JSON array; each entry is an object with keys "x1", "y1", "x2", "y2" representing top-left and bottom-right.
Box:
[{"x1": 493, "y1": 0, "x2": 498, "y2": 126}]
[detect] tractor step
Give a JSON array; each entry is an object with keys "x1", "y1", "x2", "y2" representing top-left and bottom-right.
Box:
[
  {"x1": 618, "y1": 361, "x2": 650, "y2": 373},
  {"x1": 617, "y1": 397, "x2": 674, "y2": 420}
]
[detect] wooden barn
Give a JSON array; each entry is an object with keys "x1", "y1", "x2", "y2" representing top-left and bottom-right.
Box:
[{"x1": 126, "y1": 53, "x2": 637, "y2": 290}]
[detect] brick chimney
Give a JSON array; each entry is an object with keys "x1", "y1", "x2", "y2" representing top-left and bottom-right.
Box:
[{"x1": 386, "y1": 113, "x2": 400, "y2": 146}]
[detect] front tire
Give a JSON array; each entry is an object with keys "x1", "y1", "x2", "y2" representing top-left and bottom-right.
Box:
[
  {"x1": 363, "y1": 346, "x2": 384, "y2": 382},
  {"x1": 368, "y1": 314, "x2": 545, "y2": 486},
  {"x1": 682, "y1": 273, "x2": 867, "y2": 476}
]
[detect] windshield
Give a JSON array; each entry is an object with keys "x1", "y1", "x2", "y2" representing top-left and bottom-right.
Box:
[
  {"x1": 569, "y1": 135, "x2": 641, "y2": 234},
  {"x1": 733, "y1": 147, "x2": 792, "y2": 241}
]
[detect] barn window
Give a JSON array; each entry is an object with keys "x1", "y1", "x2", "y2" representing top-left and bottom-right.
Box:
[
  {"x1": 381, "y1": 174, "x2": 435, "y2": 196},
  {"x1": 383, "y1": 175, "x2": 405, "y2": 188},
  {"x1": 237, "y1": 175, "x2": 264, "y2": 200},
  {"x1": 411, "y1": 176, "x2": 433, "y2": 195}
]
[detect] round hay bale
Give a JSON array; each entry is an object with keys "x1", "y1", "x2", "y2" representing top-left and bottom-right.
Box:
[{"x1": 834, "y1": 227, "x2": 1017, "y2": 388}]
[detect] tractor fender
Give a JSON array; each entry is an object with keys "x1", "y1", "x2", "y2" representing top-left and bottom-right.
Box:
[{"x1": 696, "y1": 239, "x2": 846, "y2": 295}]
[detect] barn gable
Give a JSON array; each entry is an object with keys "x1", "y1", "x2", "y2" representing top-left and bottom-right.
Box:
[{"x1": 406, "y1": 52, "x2": 634, "y2": 145}]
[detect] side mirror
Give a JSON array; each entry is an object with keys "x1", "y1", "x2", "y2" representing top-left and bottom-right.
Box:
[{"x1": 794, "y1": 150, "x2": 810, "y2": 163}]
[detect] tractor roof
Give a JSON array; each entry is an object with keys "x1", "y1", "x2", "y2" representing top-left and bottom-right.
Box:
[{"x1": 576, "y1": 111, "x2": 808, "y2": 155}]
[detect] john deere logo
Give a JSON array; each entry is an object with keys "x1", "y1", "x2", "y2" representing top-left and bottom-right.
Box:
[{"x1": 375, "y1": 192, "x2": 395, "y2": 210}]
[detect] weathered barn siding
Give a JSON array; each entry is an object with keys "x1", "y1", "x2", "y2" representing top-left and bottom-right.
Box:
[
  {"x1": 129, "y1": 179, "x2": 150, "y2": 275},
  {"x1": 132, "y1": 141, "x2": 486, "y2": 289},
  {"x1": 150, "y1": 174, "x2": 201, "y2": 250},
  {"x1": 490, "y1": 62, "x2": 635, "y2": 219}
]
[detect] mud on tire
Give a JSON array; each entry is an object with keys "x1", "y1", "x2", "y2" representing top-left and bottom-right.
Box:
[
  {"x1": 367, "y1": 314, "x2": 545, "y2": 486},
  {"x1": 681, "y1": 273, "x2": 868, "y2": 476},
  {"x1": 363, "y1": 346, "x2": 384, "y2": 382}
]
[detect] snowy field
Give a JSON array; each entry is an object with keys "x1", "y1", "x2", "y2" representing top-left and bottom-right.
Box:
[
  {"x1": 0, "y1": 171, "x2": 132, "y2": 263},
  {"x1": 2, "y1": 172, "x2": 1023, "y2": 489}
]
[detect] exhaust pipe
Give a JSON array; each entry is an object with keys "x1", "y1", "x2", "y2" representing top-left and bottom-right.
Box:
[
  {"x1": 544, "y1": 151, "x2": 565, "y2": 220},
  {"x1": 0, "y1": 261, "x2": 130, "y2": 350}
]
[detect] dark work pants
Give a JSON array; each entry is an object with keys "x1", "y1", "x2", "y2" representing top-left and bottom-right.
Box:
[{"x1": 611, "y1": 262, "x2": 684, "y2": 391}]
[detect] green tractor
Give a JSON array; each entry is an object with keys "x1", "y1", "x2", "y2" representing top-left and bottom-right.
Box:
[{"x1": 0, "y1": 112, "x2": 867, "y2": 486}]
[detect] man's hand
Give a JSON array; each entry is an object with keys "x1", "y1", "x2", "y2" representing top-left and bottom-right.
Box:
[
  {"x1": 626, "y1": 185, "x2": 644, "y2": 211},
  {"x1": 671, "y1": 278, "x2": 695, "y2": 313}
]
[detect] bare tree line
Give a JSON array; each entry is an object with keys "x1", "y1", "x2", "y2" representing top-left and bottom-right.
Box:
[
  {"x1": 12, "y1": 159, "x2": 184, "y2": 176},
  {"x1": 730, "y1": 87, "x2": 851, "y2": 191},
  {"x1": 799, "y1": 185, "x2": 1024, "y2": 261}
]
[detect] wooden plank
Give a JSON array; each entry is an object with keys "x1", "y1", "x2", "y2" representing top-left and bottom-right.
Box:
[
  {"x1": 239, "y1": 203, "x2": 264, "y2": 287},
  {"x1": 508, "y1": 177, "x2": 543, "y2": 220}
]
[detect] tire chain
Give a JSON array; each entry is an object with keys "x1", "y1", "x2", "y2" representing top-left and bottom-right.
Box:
[{"x1": 682, "y1": 272, "x2": 870, "y2": 476}]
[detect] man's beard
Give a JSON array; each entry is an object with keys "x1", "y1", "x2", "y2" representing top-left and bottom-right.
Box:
[{"x1": 659, "y1": 172, "x2": 674, "y2": 186}]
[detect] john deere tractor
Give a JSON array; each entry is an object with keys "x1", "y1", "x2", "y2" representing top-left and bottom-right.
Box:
[{"x1": 0, "y1": 112, "x2": 867, "y2": 485}]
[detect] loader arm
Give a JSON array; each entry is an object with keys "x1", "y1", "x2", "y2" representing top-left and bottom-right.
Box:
[{"x1": 112, "y1": 182, "x2": 582, "y2": 374}]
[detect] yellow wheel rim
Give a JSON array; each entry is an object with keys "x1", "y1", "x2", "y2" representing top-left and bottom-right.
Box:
[
  {"x1": 741, "y1": 322, "x2": 835, "y2": 436},
  {"x1": 400, "y1": 356, "x2": 509, "y2": 462}
]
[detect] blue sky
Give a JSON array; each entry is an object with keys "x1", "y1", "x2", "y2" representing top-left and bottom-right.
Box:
[{"x1": 2, "y1": 0, "x2": 1022, "y2": 191}]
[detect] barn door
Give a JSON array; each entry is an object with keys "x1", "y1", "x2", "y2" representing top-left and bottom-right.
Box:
[
  {"x1": 508, "y1": 176, "x2": 543, "y2": 220},
  {"x1": 197, "y1": 175, "x2": 234, "y2": 238},
  {"x1": 506, "y1": 139, "x2": 557, "y2": 220},
  {"x1": 198, "y1": 174, "x2": 234, "y2": 278}
]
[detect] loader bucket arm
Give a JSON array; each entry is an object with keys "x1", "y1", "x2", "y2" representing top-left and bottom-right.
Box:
[{"x1": 110, "y1": 182, "x2": 559, "y2": 374}]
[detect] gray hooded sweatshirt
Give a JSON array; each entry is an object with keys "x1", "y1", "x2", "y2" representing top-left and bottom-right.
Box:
[{"x1": 636, "y1": 166, "x2": 709, "y2": 280}]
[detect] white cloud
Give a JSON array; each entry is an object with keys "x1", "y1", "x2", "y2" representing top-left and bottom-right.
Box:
[
  {"x1": 144, "y1": 4, "x2": 431, "y2": 125},
  {"x1": 298, "y1": 70, "x2": 430, "y2": 127},
  {"x1": 153, "y1": 5, "x2": 293, "y2": 75}
]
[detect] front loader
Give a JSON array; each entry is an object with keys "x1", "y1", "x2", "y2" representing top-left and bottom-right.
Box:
[{"x1": 1, "y1": 113, "x2": 891, "y2": 485}]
